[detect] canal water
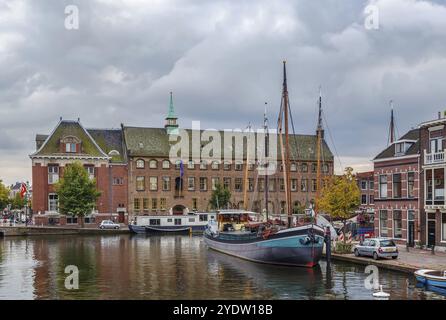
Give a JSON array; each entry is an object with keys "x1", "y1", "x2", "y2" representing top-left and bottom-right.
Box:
[{"x1": 0, "y1": 234, "x2": 444, "y2": 300}]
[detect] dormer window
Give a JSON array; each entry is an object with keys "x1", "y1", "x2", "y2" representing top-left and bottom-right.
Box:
[
  {"x1": 395, "y1": 142, "x2": 404, "y2": 155},
  {"x1": 66, "y1": 143, "x2": 76, "y2": 153}
]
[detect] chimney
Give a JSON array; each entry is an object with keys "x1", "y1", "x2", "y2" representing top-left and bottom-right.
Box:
[{"x1": 438, "y1": 112, "x2": 441, "y2": 119}]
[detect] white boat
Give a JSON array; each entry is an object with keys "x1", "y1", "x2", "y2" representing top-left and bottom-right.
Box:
[{"x1": 129, "y1": 212, "x2": 217, "y2": 234}]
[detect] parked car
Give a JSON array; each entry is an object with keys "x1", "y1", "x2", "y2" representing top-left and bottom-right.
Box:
[
  {"x1": 99, "y1": 220, "x2": 120, "y2": 230},
  {"x1": 354, "y1": 238, "x2": 398, "y2": 260}
]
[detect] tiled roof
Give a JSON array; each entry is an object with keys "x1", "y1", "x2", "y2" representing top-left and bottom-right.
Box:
[
  {"x1": 87, "y1": 129, "x2": 125, "y2": 163},
  {"x1": 373, "y1": 128, "x2": 420, "y2": 160},
  {"x1": 123, "y1": 126, "x2": 334, "y2": 162}
]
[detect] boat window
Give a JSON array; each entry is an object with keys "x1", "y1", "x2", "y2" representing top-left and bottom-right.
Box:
[
  {"x1": 174, "y1": 219, "x2": 182, "y2": 225},
  {"x1": 149, "y1": 219, "x2": 161, "y2": 226},
  {"x1": 380, "y1": 240, "x2": 396, "y2": 247},
  {"x1": 167, "y1": 219, "x2": 172, "y2": 222},
  {"x1": 199, "y1": 215, "x2": 208, "y2": 222},
  {"x1": 189, "y1": 218, "x2": 195, "y2": 223}
]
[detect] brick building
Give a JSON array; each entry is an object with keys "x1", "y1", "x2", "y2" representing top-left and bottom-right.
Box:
[
  {"x1": 419, "y1": 116, "x2": 446, "y2": 250},
  {"x1": 372, "y1": 129, "x2": 421, "y2": 247},
  {"x1": 355, "y1": 171, "x2": 375, "y2": 215},
  {"x1": 30, "y1": 119, "x2": 128, "y2": 226}
]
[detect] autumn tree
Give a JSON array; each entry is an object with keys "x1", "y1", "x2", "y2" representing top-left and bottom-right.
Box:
[
  {"x1": 318, "y1": 167, "x2": 360, "y2": 243},
  {"x1": 209, "y1": 183, "x2": 231, "y2": 210},
  {"x1": 0, "y1": 180, "x2": 9, "y2": 211},
  {"x1": 55, "y1": 161, "x2": 101, "y2": 228}
]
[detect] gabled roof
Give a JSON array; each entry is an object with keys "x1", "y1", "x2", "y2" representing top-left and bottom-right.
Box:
[
  {"x1": 30, "y1": 120, "x2": 110, "y2": 159},
  {"x1": 373, "y1": 128, "x2": 420, "y2": 161},
  {"x1": 87, "y1": 129, "x2": 126, "y2": 163},
  {"x1": 122, "y1": 126, "x2": 334, "y2": 162}
]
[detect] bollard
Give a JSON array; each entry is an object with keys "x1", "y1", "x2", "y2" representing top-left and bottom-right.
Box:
[
  {"x1": 406, "y1": 242, "x2": 410, "y2": 252},
  {"x1": 325, "y1": 226, "x2": 331, "y2": 267},
  {"x1": 431, "y1": 244, "x2": 435, "y2": 255}
]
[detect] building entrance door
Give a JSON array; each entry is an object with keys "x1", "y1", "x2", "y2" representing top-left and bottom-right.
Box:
[
  {"x1": 427, "y1": 220, "x2": 436, "y2": 248},
  {"x1": 408, "y1": 221, "x2": 415, "y2": 247}
]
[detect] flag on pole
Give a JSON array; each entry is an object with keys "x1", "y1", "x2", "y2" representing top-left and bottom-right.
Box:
[
  {"x1": 19, "y1": 183, "x2": 28, "y2": 199},
  {"x1": 179, "y1": 160, "x2": 184, "y2": 177}
]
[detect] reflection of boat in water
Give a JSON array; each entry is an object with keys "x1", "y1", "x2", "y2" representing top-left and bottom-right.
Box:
[
  {"x1": 415, "y1": 269, "x2": 446, "y2": 289},
  {"x1": 415, "y1": 282, "x2": 446, "y2": 297},
  {"x1": 206, "y1": 249, "x2": 324, "y2": 298}
]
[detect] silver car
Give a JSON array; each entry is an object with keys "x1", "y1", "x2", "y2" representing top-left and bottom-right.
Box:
[
  {"x1": 354, "y1": 238, "x2": 398, "y2": 260},
  {"x1": 99, "y1": 220, "x2": 120, "y2": 230}
]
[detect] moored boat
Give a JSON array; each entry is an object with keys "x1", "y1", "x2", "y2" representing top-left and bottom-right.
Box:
[{"x1": 415, "y1": 269, "x2": 446, "y2": 288}]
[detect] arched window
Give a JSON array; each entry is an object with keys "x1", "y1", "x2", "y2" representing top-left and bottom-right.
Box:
[
  {"x1": 162, "y1": 160, "x2": 170, "y2": 169},
  {"x1": 136, "y1": 159, "x2": 145, "y2": 169},
  {"x1": 149, "y1": 159, "x2": 158, "y2": 169},
  {"x1": 188, "y1": 160, "x2": 195, "y2": 169},
  {"x1": 200, "y1": 160, "x2": 207, "y2": 170},
  {"x1": 211, "y1": 161, "x2": 219, "y2": 170},
  {"x1": 290, "y1": 162, "x2": 297, "y2": 172}
]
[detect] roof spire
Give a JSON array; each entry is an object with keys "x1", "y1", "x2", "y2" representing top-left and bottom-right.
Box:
[
  {"x1": 167, "y1": 91, "x2": 176, "y2": 118},
  {"x1": 165, "y1": 91, "x2": 179, "y2": 134},
  {"x1": 388, "y1": 100, "x2": 396, "y2": 145}
]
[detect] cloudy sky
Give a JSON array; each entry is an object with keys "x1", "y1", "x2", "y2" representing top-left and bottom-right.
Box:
[{"x1": 1, "y1": 0, "x2": 446, "y2": 185}]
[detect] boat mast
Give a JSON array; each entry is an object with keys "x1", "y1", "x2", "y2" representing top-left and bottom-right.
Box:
[
  {"x1": 264, "y1": 103, "x2": 269, "y2": 222},
  {"x1": 315, "y1": 87, "x2": 324, "y2": 218},
  {"x1": 243, "y1": 123, "x2": 251, "y2": 211},
  {"x1": 282, "y1": 61, "x2": 292, "y2": 228}
]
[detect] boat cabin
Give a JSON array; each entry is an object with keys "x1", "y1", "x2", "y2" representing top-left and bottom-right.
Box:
[{"x1": 216, "y1": 210, "x2": 261, "y2": 232}]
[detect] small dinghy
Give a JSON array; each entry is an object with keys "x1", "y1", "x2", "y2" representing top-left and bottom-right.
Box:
[{"x1": 415, "y1": 269, "x2": 446, "y2": 288}]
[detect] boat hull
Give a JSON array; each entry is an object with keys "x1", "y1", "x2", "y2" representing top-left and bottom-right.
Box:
[
  {"x1": 129, "y1": 224, "x2": 206, "y2": 234},
  {"x1": 204, "y1": 225, "x2": 325, "y2": 267},
  {"x1": 415, "y1": 269, "x2": 446, "y2": 288}
]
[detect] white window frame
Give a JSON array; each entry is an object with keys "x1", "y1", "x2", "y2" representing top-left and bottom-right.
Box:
[
  {"x1": 48, "y1": 165, "x2": 59, "y2": 184},
  {"x1": 48, "y1": 193, "x2": 59, "y2": 212},
  {"x1": 379, "y1": 175, "x2": 387, "y2": 199}
]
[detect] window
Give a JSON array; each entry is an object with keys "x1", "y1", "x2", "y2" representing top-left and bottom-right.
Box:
[
  {"x1": 67, "y1": 216, "x2": 78, "y2": 224},
  {"x1": 162, "y1": 176, "x2": 170, "y2": 191},
  {"x1": 393, "y1": 174, "x2": 402, "y2": 198},
  {"x1": 393, "y1": 210, "x2": 402, "y2": 239},
  {"x1": 379, "y1": 210, "x2": 388, "y2": 237},
  {"x1": 136, "y1": 159, "x2": 145, "y2": 168},
  {"x1": 48, "y1": 194, "x2": 58, "y2": 212},
  {"x1": 442, "y1": 212, "x2": 446, "y2": 241},
  {"x1": 211, "y1": 177, "x2": 220, "y2": 191},
  {"x1": 149, "y1": 177, "x2": 158, "y2": 191},
  {"x1": 395, "y1": 142, "x2": 404, "y2": 155},
  {"x1": 199, "y1": 214, "x2": 208, "y2": 222},
  {"x1": 162, "y1": 160, "x2": 170, "y2": 169},
  {"x1": 322, "y1": 163, "x2": 329, "y2": 173},
  {"x1": 134, "y1": 198, "x2": 140, "y2": 211},
  {"x1": 311, "y1": 163, "x2": 317, "y2": 173},
  {"x1": 143, "y1": 198, "x2": 149, "y2": 211},
  {"x1": 200, "y1": 160, "x2": 207, "y2": 170},
  {"x1": 48, "y1": 165, "x2": 59, "y2": 184},
  {"x1": 223, "y1": 177, "x2": 231, "y2": 190},
  {"x1": 379, "y1": 175, "x2": 387, "y2": 198},
  {"x1": 188, "y1": 160, "x2": 195, "y2": 169},
  {"x1": 211, "y1": 161, "x2": 219, "y2": 170},
  {"x1": 149, "y1": 160, "x2": 157, "y2": 169},
  {"x1": 136, "y1": 176, "x2": 145, "y2": 191},
  {"x1": 175, "y1": 160, "x2": 182, "y2": 170},
  {"x1": 174, "y1": 218, "x2": 182, "y2": 225},
  {"x1": 361, "y1": 181, "x2": 367, "y2": 190},
  {"x1": 407, "y1": 172, "x2": 415, "y2": 198},
  {"x1": 113, "y1": 177, "x2": 123, "y2": 185},
  {"x1": 291, "y1": 179, "x2": 297, "y2": 192},
  {"x1": 280, "y1": 201, "x2": 286, "y2": 214},
  {"x1": 259, "y1": 178, "x2": 265, "y2": 192},
  {"x1": 151, "y1": 198, "x2": 157, "y2": 210},
  {"x1": 65, "y1": 143, "x2": 76, "y2": 153},
  {"x1": 235, "y1": 178, "x2": 243, "y2": 192},
  {"x1": 430, "y1": 137, "x2": 442, "y2": 153},
  {"x1": 188, "y1": 177, "x2": 195, "y2": 191},
  {"x1": 301, "y1": 163, "x2": 308, "y2": 172},
  {"x1": 290, "y1": 162, "x2": 297, "y2": 172},
  {"x1": 189, "y1": 218, "x2": 195, "y2": 223},
  {"x1": 235, "y1": 162, "x2": 243, "y2": 171},
  {"x1": 149, "y1": 219, "x2": 161, "y2": 226},
  {"x1": 248, "y1": 162, "x2": 255, "y2": 171},
  {"x1": 84, "y1": 217, "x2": 95, "y2": 224},
  {"x1": 223, "y1": 161, "x2": 231, "y2": 170},
  {"x1": 311, "y1": 179, "x2": 317, "y2": 192},
  {"x1": 192, "y1": 198, "x2": 198, "y2": 211},
  {"x1": 301, "y1": 179, "x2": 308, "y2": 192},
  {"x1": 279, "y1": 179, "x2": 285, "y2": 192},
  {"x1": 85, "y1": 166, "x2": 95, "y2": 180},
  {"x1": 248, "y1": 178, "x2": 254, "y2": 192},
  {"x1": 369, "y1": 181, "x2": 374, "y2": 190},
  {"x1": 269, "y1": 179, "x2": 275, "y2": 192},
  {"x1": 160, "y1": 198, "x2": 166, "y2": 211},
  {"x1": 199, "y1": 177, "x2": 207, "y2": 191},
  {"x1": 369, "y1": 195, "x2": 374, "y2": 204},
  {"x1": 361, "y1": 194, "x2": 367, "y2": 205}
]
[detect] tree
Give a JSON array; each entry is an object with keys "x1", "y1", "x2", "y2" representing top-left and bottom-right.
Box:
[
  {"x1": 0, "y1": 180, "x2": 9, "y2": 211},
  {"x1": 318, "y1": 167, "x2": 360, "y2": 243},
  {"x1": 55, "y1": 161, "x2": 101, "y2": 228},
  {"x1": 10, "y1": 193, "x2": 25, "y2": 210},
  {"x1": 209, "y1": 183, "x2": 231, "y2": 210}
]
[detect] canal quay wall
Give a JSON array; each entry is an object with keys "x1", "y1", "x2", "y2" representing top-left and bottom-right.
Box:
[
  {"x1": 0, "y1": 226, "x2": 130, "y2": 237},
  {"x1": 324, "y1": 247, "x2": 446, "y2": 274}
]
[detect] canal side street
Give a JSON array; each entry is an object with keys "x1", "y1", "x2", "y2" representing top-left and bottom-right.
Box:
[{"x1": 325, "y1": 245, "x2": 446, "y2": 274}]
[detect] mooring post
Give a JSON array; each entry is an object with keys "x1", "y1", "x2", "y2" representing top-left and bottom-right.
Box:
[
  {"x1": 325, "y1": 226, "x2": 331, "y2": 266},
  {"x1": 431, "y1": 244, "x2": 435, "y2": 255}
]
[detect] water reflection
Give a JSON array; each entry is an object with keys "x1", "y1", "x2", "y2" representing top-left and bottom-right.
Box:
[{"x1": 0, "y1": 235, "x2": 444, "y2": 300}]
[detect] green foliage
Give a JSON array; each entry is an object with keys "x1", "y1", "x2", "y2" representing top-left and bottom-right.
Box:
[
  {"x1": 0, "y1": 180, "x2": 9, "y2": 210},
  {"x1": 10, "y1": 193, "x2": 26, "y2": 210},
  {"x1": 55, "y1": 162, "x2": 101, "y2": 225},
  {"x1": 334, "y1": 241, "x2": 353, "y2": 254},
  {"x1": 209, "y1": 183, "x2": 231, "y2": 210}
]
